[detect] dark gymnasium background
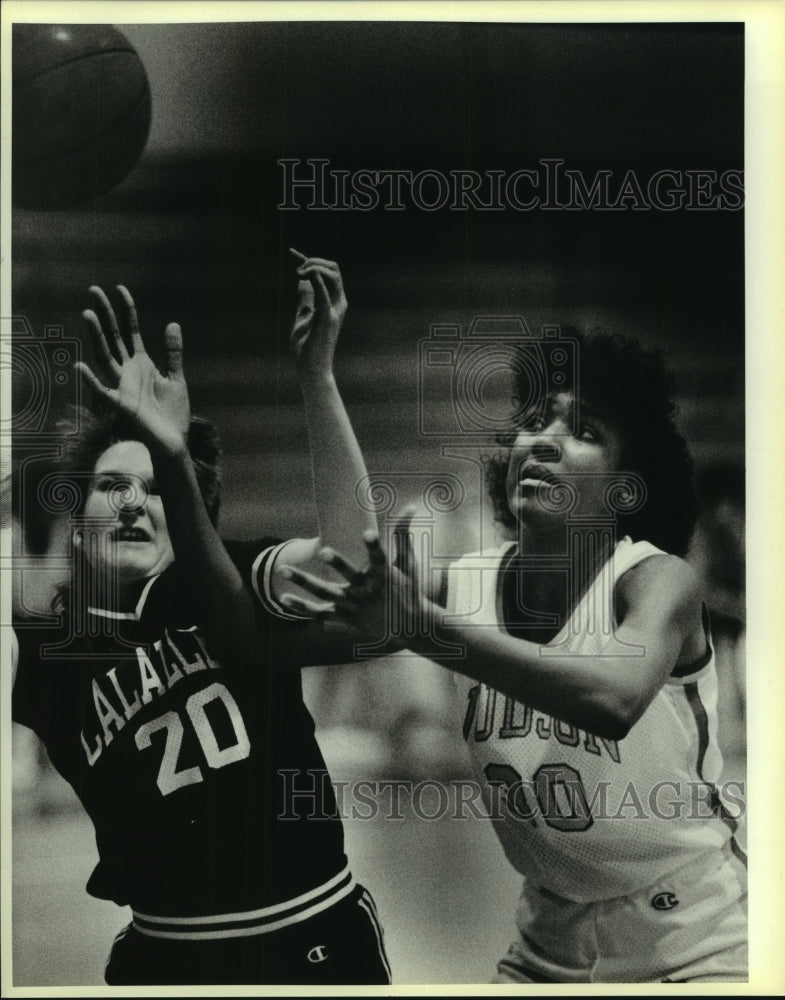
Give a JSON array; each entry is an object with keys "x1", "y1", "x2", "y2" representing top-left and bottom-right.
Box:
[{"x1": 10, "y1": 21, "x2": 746, "y2": 986}]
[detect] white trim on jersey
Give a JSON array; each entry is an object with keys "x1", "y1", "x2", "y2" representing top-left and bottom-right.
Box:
[
  {"x1": 87, "y1": 574, "x2": 160, "y2": 621},
  {"x1": 683, "y1": 679, "x2": 748, "y2": 868},
  {"x1": 87, "y1": 544, "x2": 311, "y2": 625},
  {"x1": 86, "y1": 607, "x2": 137, "y2": 620},
  {"x1": 251, "y1": 542, "x2": 310, "y2": 621},
  {"x1": 131, "y1": 865, "x2": 356, "y2": 940}
]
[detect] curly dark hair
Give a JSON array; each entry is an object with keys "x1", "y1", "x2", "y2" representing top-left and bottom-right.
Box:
[
  {"x1": 484, "y1": 328, "x2": 697, "y2": 556},
  {"x1": 11, "y1": 407, "x2": 221, "y2": 564},
  {"x1": 40, "y1": 405, "x2": 223, "y2": 617},
  {"x1": 53, "y1": 403, "x2": 223, "y2": 526}
]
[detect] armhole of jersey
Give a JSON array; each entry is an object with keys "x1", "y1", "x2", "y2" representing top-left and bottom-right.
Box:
[
  {"x1": 435, "y1": 566, "x2": 449, "y2": 609},
  {"x1": 615, "y1": 544, "x2": 712, "y2": 683},
  {"x1": 251, "y1": 542, "x2": 311, "y2": 621},
  {"x1": 670, "y1": 603, "x2": 714, "y2": 679},
  {"x1": 495, "y1": 543, "x2": 519, "y2": 634}
]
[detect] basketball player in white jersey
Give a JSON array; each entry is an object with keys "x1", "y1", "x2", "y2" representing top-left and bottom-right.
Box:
[{"x1": 280, "y1": 330, "x2": 747, "y2": 983}]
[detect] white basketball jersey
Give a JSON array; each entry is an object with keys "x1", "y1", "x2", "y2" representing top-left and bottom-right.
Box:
[{"x1": 449, "y1": 537, "x2": 740, "y2": 902}]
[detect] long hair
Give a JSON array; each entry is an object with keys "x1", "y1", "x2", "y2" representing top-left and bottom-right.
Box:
[{"x1": 484, "y1": 328, "x2": 697, "y2": 556}]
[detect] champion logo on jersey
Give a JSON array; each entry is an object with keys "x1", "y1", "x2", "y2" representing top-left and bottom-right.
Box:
[
  {"x1": 651, "y1": 891, "x2": 679, "y2": 910},
  {"x1": 307, "y1": 944, "x2": 329, "y2": 963}
]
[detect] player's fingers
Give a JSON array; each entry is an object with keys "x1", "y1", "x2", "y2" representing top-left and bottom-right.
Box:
[
  {"x1": 82, "y1": 309, "x2": 121, "y2": 381},
  {"x1": 164, "y1": 323, "x2": 185, "y2": 381},
  {"x1": 280, "y1": 590, "x2": 362, "y2": 625},
  {"x1": 116, "y1": 285, "x2": 144, "y2": 354},
  {"x1": 74, "y1": 361, "x2": 114, "y2": 403},
  {"x1": 289, "y1": 247, "x2": 308, "y2": 263},
  {"x1": 363, "y1": 530, "x2": 388, "y2": 571},
  {"x1": 319, "y1": 548, "x2": 366, "y2": 586},
  {"x1": 88, "y1": 286, "x2": 128, "y2": 360},
  {"x1": 309, "y1": 271, "x2": 330, "y2": 314},
  {"x1": 279, "y1": 565, "x2": 348, "y2": 602},
  {"x1": 303, "y1": 264, "x2": 345, "y2": 307},
  {"x1": 280, "y1": 593, "x2": 335, "y2": 619},
  {"x1": 295, "y1": 264, "x2": 345, "y2": 305},
  {"x1": 393, "y1": 506, "x2": 417, "y2": 576},
  {"x1": 295, "y1": 256, "x2": 339, "y2": 272},
  {"x1": 295, "y1": 263, "x2": 341, "y2": 287},
  {"x1": 295, "y1": 278, "x2": 315, "y2": 308}
]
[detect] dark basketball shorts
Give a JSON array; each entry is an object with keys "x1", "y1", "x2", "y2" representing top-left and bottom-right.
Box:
[{"x1": 104, "y1": 882, "x2": 391, "y2": 986}]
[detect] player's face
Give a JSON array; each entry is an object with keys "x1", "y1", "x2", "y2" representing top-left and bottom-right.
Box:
[
  {"x1": 506, "y1": 392, "x2": 623, "y2": 526},
  {"x1": 82, "y1": 440, "x2": 175, "y2": 588}
]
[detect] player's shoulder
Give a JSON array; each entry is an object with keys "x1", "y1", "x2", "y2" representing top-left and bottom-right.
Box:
[
  {"x1": 138, "y1": 538, "x2": 284, "y2": 624},
  {"x1": 616, "y1": 549, "x2": 701, "y2": 620},
  {"x1": 221, "y1": 536, "x2": 286, "y2": 564},
  {"x1": 12, "y1": 611, "x2": 69, "y2": 653},
  {"x1": 618, "y1": 548, "x2": 699, "y2": 592},
  {"x1": 11, "y1": 613, "x2": 68, "y2": 728},
  {"x1": 157, "y1": 537, "x2": 284, "y2": 591},
  {"x1": 222, "y1": 536, "x2": 313, "y2": 625}
]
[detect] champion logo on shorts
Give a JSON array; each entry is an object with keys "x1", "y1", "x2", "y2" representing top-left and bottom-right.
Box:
[
  {"x1": 651, "y1": 891, "x2": 679, "y2": 910},
  {"x1": 307, "y1": 944, "x2": 329, "y2": 963}
]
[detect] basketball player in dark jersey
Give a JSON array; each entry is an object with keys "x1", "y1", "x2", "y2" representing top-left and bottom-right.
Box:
[{"x1": 11, "y1": 253, "x2": 391, "y2": 985}]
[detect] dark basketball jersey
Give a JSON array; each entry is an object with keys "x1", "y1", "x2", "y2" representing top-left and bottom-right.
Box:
[{"x1": 12, "y1": 538, "x2": 348, "y2": 918}]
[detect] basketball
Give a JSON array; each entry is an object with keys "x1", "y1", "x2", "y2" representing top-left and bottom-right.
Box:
[{"x1": 12, "y1": 24, "x2": 152, "y2": 209}]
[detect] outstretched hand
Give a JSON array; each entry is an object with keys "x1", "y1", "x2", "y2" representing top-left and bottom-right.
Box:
[
  {"x1": 75, "y1": 285, "x2": 190, "y2": 457},
  {"x1": 278, "y1": 507, "x2": 424, "y2": 645},
  {"x1": 288, "y1": 249, "x2": 347, "y2": 376}
]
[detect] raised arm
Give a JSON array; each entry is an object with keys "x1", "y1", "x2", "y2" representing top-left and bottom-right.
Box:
[
  {"x1": 278, "y1": 513, "x2": 707, "y2": 739},
  {"x1": 267, "y1": 252, "x2": 377, "y2": 603},
  {"x1": 76, "y1": 286, "x2": 256, "y2": 661},
  {"x1": 424, "y1": 553, "x2": 703, "y2": 740}
]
